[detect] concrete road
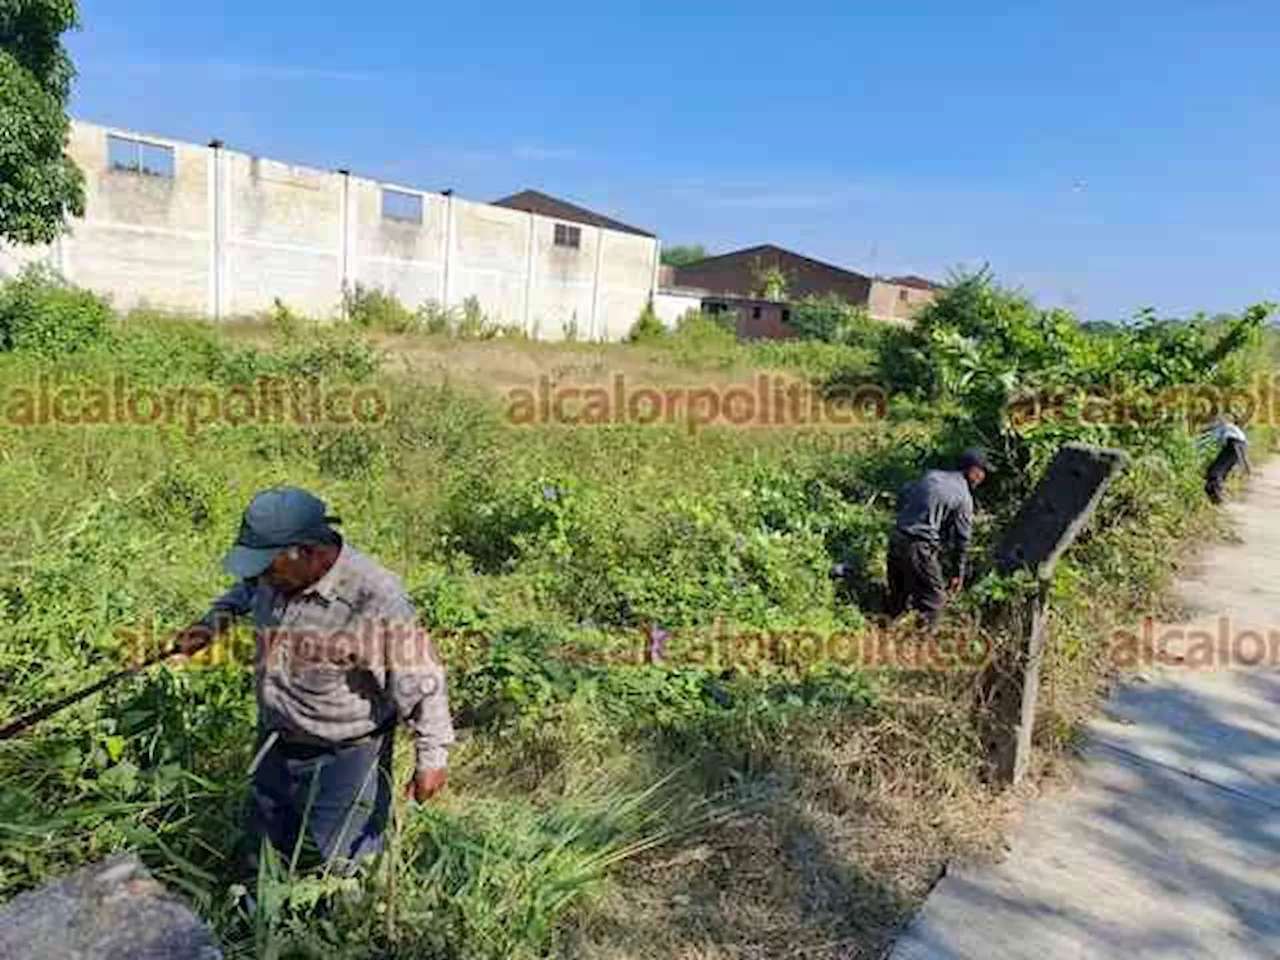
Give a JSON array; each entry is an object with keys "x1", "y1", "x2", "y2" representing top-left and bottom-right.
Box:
[{"x1": 889, "y1": 461, "x2": 1280, "y2": 960}]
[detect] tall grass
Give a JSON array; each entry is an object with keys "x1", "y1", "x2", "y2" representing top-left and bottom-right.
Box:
[{"x1": 0, "y1": 270, "x2": 1269, "y2": 958}]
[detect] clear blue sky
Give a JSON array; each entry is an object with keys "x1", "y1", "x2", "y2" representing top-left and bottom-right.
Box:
[{"x1": 69, "y1": 1, "x2": 1280, "y2": 320}]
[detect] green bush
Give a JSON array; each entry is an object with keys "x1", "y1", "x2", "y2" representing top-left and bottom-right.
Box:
[
  {"x1": 456, "y1": 295, "x2": 497, "y2": 340},
  {"x1": 627, "y1": 300, "x2": 666, "y2": 343},
  {"x1": 0, "y1": 265, "x2": 111, "y2": 355},
  {"x1": 673, "y1": 309, "x2": 736, "y2": 347},
  {"x1": 343, "y1": 282, "x2": 418, "y2": 332},
  {"x1": 787, "y1": 294, "x2": 884, "y2": 347}
]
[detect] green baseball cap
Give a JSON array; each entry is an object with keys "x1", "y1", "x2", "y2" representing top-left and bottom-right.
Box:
[{"x1": 222, "y1": 487, "x2": 341, "y2": 579}]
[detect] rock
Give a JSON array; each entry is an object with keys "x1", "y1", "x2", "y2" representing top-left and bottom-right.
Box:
[{"x1": 0, "y1": 854, "x2": 222, "y2": 960}]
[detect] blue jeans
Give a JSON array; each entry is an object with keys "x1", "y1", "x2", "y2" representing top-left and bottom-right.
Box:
[{"x1": 245, "y1": 731, "x2": 393, "y2": 875}]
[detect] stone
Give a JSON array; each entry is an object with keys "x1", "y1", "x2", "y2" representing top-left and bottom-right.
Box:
[{"x1": 0, "y1": 854, "x2": 222, "y2": 960}]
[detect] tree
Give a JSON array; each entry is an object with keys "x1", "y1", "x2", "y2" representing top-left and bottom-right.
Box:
[
  {"x1": 0, "y1": 0, "x2": 85, "y2": 245},
  {"x1": 750, "y1": 258, "x2": 789, "y2": 300},
  {"x1": 660, "y1": 244, "x2": 707, "y2": 267}
]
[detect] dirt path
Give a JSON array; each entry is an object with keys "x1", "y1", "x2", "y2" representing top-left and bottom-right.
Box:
[{"x1": 889, "y1": 459, "x2": 1280, "y2": 959}]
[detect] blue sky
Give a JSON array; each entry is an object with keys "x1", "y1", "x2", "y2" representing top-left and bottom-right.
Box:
[{"x1": 69, "y1": 1, "x2": 1280, "y2": 320}]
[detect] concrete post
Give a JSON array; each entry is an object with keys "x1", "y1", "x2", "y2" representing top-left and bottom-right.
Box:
[
  {"x1": 207, "y1": 139, "x2": 224, "y2": 321},
  {"x1": 590, "y1": 226, "x2": 604, "y2": 340},
  {"x1": 978, "y1": 443, "x2": 1129, "y2": 785},
  {"x1": 338, "y1": 169, "x2": 351, "y2": 319},
  {"x1": 523, "y1": 211, "x2": 536, "y2": 336},
  {"x1": 442, "y1": 193, "x2": 454, "y2": 309}
]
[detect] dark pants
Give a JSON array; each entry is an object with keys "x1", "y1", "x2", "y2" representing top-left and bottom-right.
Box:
[
  {"x1": 241, "y1": 731, "x2": 393, "y2": 878},
  {"x1": 1205, "y1": 439, "x2": 1246, "y2": 504},
  {"x1": 885, "y1": 531, "x2": 948, "y2": 626}
]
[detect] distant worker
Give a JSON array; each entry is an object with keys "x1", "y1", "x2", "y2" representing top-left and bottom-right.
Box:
[
  {"x1": 1200, "y1": 415, "x2": 1251, "y2": 504},
  {"x1": 886, "y1": 449, "x2": 989, "y2": 626},
  {"x1": 175, "y1": 487, "x2": 454, "y2": 876}
]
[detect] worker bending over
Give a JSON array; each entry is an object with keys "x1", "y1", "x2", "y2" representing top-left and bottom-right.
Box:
[
  {"x1": 1199, "y1": 415, "x2": 1251, "y2": 504},
  {"x1": 886, "y1": 448, "x2": 989, "y2": 626}
]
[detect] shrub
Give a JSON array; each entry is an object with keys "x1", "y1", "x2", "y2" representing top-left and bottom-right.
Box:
[
  {"x1": 268, "y1": 297, "x2": 303, "y2": 340},
  {"x1": 788, "y1": 294, "x2": 884, "y2": 347},
  {"x1": 456, "y1": 295, "x2": 497, "y2": 340},
  {"x1": 417, "y1": 299, "x2": 454, "y2": 335},
  {"x1": 343, "y1": 282, "x2": 418, "y2": 332},
  {"x1": 627, "y1": 300, "x2": 666, "y2": 343},
  {"x1": 673, "y1": 309, "x2": 736, "y2": 347},
  {"x1": 0, "y1": 265, "x2": 111, "y2": 355}
]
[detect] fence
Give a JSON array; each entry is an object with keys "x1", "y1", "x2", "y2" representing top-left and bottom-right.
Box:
[{"x1": 0, "y1": 121, "x2": 660, "y2": 340}]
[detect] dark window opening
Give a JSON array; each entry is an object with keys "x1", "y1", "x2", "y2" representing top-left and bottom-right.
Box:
[
  {"x1": 751, "y1": 306, "x2": 762, "y2": 319},
  {"x1": 554, "y1": 223, "x2": 582, "y2": 248},
  {"x1": 898, "y1": 288, "x2": 910, "y2": 303},
  {"x1": 108, "y1": 134, "x2": 175, "y2": 178},
  {"x1": 382, "y1": 188, "x2": 424, "y2": 224},
  {"x1": 781, "y1": 309, "x2": 791, "y2": 323}
]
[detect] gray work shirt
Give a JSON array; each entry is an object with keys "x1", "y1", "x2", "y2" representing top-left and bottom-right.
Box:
[
  {"x1": 200, "y1": 544, "x2": 454, "y2": 770},
  {"x1": 893, "y1": 469, "x2": 975, "y2": 576}
]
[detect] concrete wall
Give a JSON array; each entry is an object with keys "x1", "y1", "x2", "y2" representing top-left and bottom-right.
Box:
[
  {"x1": 654, "y1": 289, "x2": 704, "y2": 328},
  {"x1": 868, "y1": 279, "x2": 937, "y2": 323},
  {"x1": 6, "y1": 120, "x2": 659, "y2": 339}
]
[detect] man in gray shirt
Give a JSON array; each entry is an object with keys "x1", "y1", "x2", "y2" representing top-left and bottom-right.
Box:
[
  {"x1": 885, "y1": 449, "x2": 989, "y2": 626},
  {"x1": 176, "y1": 487, "x2": 454, "y2": 874}
]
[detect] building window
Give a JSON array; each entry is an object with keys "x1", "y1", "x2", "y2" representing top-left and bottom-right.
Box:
[
  {"x1": 898, "y1": 288, "x2": 910, "y2": 303},
  {"x1": 554, "y1": 223, "x2": 582, "y2": 248},
  {"x1": 107, "y1": 134, "x2": 175, "y2": 178},
  {"x1": 781, "y1": 308, "x2": 791, "y2": 324},
  {"x1": 382, "y1": 188, "x2": 424, "y2": 224},
  {"x1": 751, "y1": 306, "x2": 762, "y2": 319}
]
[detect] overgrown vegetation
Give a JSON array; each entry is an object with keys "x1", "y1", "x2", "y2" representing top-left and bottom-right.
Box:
[{"x1": 0, "y1": 267, "x2": 1272, "y2": 958}]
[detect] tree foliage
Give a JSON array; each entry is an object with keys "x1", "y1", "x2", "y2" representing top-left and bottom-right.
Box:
[
  {"x1": 787, "y1": 294, "x2": 883, "y2": 346},
  {"x1": 878, "y1": 268, "x2": 1273, "y2": 498},
  {"x1": 750, "y1": 259, "x2": 789, "y2": 300},
  {"x1": 0, "y1": 0, "x2": 85, "y2": 245},
  {"x1": 660, "y1": 244, "x2": 707, "y2": 267}
]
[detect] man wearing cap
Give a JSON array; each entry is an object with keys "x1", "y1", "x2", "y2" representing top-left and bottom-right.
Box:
[
  {"x1": 885, "y1": 449, "x2": 989, "y2": 626},
  {"x1": 175, "y1": 487, "x2": 454, "y2": 874}
]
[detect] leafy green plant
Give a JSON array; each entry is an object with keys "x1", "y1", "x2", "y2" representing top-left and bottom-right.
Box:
[
  {"x1": 626, "y1": 300, "x2": 666, "y2": 343},
  {"x1": 456, "y1": 295, "x2": 496, "y2": 340},
  {"x1": 343, "y1": 283, "x2": 418, "y2": 333},
  {"x1": 659, "y1": 244, "x2": 707, "y2": 267},
  {"x1": 0, "y1": 264, "x2": 111, "y2": 354},
  {"x1": 0, "y1": 0, "x2": 86, "y2": 244}
]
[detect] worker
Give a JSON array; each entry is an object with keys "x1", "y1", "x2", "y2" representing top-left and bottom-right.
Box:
[
  {"x1": 885, "y1": 448, "x2": 989, "y2": 626},
  {"x1": 1200, "y1": 414, "x2": 1251, "y2": 504},
  {"x1": 175, "y1": 487, "x2": 454, "y2": 875}
]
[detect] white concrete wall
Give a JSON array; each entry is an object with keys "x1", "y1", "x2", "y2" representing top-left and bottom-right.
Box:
[
  {"x1": 654, "y1": 289, "x2": 704, "y2": 328},
  {"x1": 10, "y1": 120, "x2": 659, "y2": 338}
]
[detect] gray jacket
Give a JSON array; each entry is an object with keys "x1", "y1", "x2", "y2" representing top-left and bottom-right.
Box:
[
  {"x1": 894, "y1": 469, "x2": 975, "y2": 577},
  {"x1": 201, "y1": 545, "x2": 454, "y2": 770}
]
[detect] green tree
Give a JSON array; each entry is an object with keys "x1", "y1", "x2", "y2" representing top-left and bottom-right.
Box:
[
  {"x1": 660, "y1": 244, "x2": 707, "y2": 267},
  {"x1": 0, "y1": 0, "x2": 85, "y2": 245},
  {"x1": 750, "y1": 258, "x2": 789, "y2": 300}
]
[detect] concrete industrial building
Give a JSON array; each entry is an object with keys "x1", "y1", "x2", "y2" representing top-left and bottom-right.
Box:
[{"x1": 0, "y1": 120, "x2": 660, "y2": 340}]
